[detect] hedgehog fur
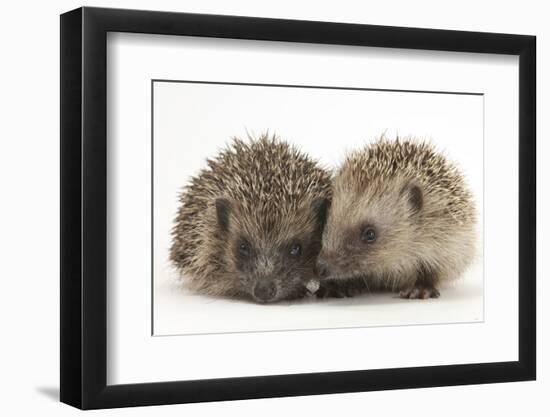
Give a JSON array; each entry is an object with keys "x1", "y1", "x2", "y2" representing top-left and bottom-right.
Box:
[
  {"x1": 170, "y1": 133, "x2": 332, "y2": 303},
  {"x1": 317, "y1": 136, "x2": 477, "y2": 299}
]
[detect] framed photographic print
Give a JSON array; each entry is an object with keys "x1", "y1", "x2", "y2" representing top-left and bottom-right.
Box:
[{"x1": 60, "y1": 6, "x2": 536, "y2": 409}]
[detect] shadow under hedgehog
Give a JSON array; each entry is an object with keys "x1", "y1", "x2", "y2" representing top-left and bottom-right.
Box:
[
  {"x1": 316, "y1": 137, "x2": 477, "y2": 299},
  {"x1": 170, "y1": 134, "x2": 331, "y2": 303}
]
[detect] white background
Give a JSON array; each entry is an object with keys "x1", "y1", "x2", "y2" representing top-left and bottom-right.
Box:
[
  {"x1": 153, "y1": 82, "x2": 485, "y2": 336},
  {"x1": 109, "y1": 31, "x2": 513, "y2": 385},
  {"x1": 0, "y1": 0, "x2": 546, "y2": 416}
]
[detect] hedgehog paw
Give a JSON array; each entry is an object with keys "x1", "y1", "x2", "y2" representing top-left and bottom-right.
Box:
[
  {"x1": 399, "y1": 285, "x2": 440, "y2": 299},
  {"x1": 316, "y1": 285, "x2": 346, "y2": 299},
  {"x1": 316, "y1": 279, "x2": 367, "y2": 298},
  {"x1": 315, "y1": 282, "x2": 349, "y2": 298},
  {"x1": 341, "y1": 284, "x2": 368, "y2": 298}
]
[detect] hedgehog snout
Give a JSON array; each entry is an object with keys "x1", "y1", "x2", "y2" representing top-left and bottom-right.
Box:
[
  {"x1": 315, "y1": 255, "x2": 333, "y2": 280},
  {"x1": 252, "y1": 280, "x2": 277, "y2": 303}
]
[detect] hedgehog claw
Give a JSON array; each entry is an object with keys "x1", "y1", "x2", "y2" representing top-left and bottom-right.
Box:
[{"x1": 399, "y1": 286, "x2": 440, "y2": 299}]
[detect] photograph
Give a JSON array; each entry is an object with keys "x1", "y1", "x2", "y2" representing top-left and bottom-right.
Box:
[
  {"x1": 152, "y1": 80, "x2": 484, "y2": 336},
  {"x1": 56, "y1": 5, "x2": 537, "y2": 410}
]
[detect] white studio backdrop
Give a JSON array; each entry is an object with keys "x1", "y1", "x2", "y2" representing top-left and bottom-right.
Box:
[
  {"x1": 107, "y1": 32, "x2": 518, "y2": 385},
  {"x1": 152, "y1": 81, "x2": 484, "y2": 336},
  {"x1": 1, "y1": 0, "x2": 547, "y2": 416}
]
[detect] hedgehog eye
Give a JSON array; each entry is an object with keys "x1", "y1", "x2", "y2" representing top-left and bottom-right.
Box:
[
  {"x1": 289, "y1": 243, "x2": 302, "y2": 257},
  {"x1": 238, "y1": 240, "x2": 251, "y2": 257},
  {"x1": 361, "y1": 227, "x2": 376, "y2": 243}
]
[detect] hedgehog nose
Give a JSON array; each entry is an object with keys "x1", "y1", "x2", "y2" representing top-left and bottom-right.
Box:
[{"x1": 253, "y1": 281, "x2": 277, "y2": 302}]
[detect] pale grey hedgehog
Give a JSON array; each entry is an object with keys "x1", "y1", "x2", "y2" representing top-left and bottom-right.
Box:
[
  {"x1": 316, "y1": 137, "x2": 477, "y2": 299},
  {"x1": 170, "y1": 134, "x2": 331, "y2": 303}
]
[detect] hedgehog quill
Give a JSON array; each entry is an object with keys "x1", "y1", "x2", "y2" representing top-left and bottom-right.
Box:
[
  {"x1": 170, "y1": 134, "x2": 331, "y2": 303},
  {"x1": 316, "y1": 137, "x2": 477, "y2": 299}
]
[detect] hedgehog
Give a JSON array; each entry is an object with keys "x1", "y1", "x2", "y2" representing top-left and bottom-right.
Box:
[
  {"x1": 315, "y1": 137, "x2": 477, "y2": 299},
  {"x1": 170, "y1": 134, "x2": 331, "y2": 303}
]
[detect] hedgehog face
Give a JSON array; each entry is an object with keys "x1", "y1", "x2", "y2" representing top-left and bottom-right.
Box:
[
  {"x1": 317, "y1": 178, "x2": 423, "y2": 283},
  {"x1": 215, "y1": 197, "x2": 329, "y2": 303}
]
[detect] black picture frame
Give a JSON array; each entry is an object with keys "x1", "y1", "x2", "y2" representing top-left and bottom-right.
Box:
[{"x1": 60, "y1": 6, "x2": 536, "y2": 410}]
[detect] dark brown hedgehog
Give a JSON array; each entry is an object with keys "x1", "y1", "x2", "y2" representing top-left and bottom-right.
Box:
[
  {"x1": 170, "y1": 134, "x2": 331, "y2": 303},
  {"x1": 316, "y1": 137, "x2": 477, "y2": 299}
]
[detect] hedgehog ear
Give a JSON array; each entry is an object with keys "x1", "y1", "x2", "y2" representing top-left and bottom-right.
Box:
[
  {"x1": 311, "y1": 197, "x2": 331, "y2": 227},
  {"x1": 401, "y1": 183, "x2": 423, "y2": 215},
  {"x1": 215, "y1": 198, "x2": 231, "y2": 232}
]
